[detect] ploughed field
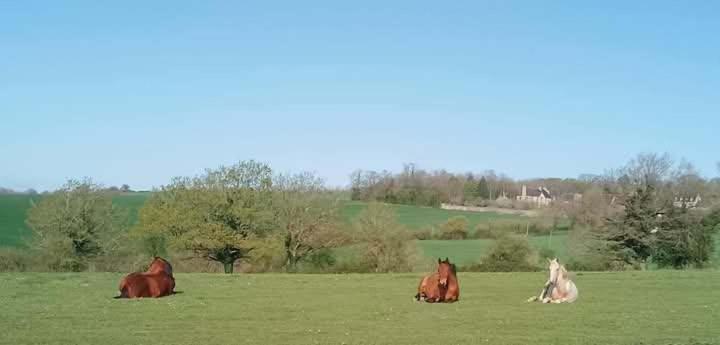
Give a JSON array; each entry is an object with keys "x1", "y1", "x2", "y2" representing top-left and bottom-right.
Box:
[{"x1": 1, "y1": 271, "x2": 718, "y2": 345}]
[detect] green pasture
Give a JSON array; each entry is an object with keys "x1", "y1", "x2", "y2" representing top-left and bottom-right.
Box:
[
  {"x1": 0, "y1": 271, "x2": 717, "y2": 345},
  {"x1": 418, "y1": 233, "x2": 568, "y2": 266}
]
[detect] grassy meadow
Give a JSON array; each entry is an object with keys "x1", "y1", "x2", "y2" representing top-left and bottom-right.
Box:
[
  {"x1": 0, "y1": 271, "x2": 718, "y2": 345},
  {"x1": 419, "y1": 234, "x2": 568, "y2": 266}
]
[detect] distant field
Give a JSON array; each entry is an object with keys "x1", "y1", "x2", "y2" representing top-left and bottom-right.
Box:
[
  {"x1": 0, "y1": 194, "x2": 40, "y2": 247},
  {"x1": 342, "y1": 201, "x2": 526, "y2": 230},
  {"x1": 0, "y1": 193, "x2": 150, "y2": 247},
  {"x1": 418, "y1": 234, "x2": 568, "y2": 266},
  {"x1": 0, "y1": 271, "x2": 718, "y2": 345}
]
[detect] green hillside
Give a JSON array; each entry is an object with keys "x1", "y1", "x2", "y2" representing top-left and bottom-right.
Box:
[{"x1": 0, "y1": 193, "x2": 150, "y2": 247}]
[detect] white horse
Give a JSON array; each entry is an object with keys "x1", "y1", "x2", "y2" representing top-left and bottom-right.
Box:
[{"x1": 528, "y1": 258, "x2": 578, "y2": 304}]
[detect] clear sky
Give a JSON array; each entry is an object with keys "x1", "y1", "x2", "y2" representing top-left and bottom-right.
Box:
[{"x1": 1, "y1": 1, "x2": 719, "y2": 191}]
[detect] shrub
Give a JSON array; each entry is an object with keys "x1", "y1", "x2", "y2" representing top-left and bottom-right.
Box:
[
  {"x1": 538, "y1": 247, "x2": 556, "y2": 261},
  {"x1": 306, "y1": 248, "x2": 337, "y2": 270},
  {"x1": 0, "y1": 248, "x2": 30, "y2": 272},
  {"x1": 413, "y1": 227, "x2": 434, "y2": 240},
  {"x1": 492, "y1": 198, "x2": 514, "y2": 209},
  {"x1": 473, "y1": 223, "x2": 494, "y2": 239},
  {"x1": 439, "y1": 216, "x2": 469, "y2": 240},
  {"x1": 512, "y1": 200, "x2": 532, "y2": 210},
  {"x1": 354, "y1": 203, "x2": 421, "y2": 273},
  {"x1": 465, "y1": 235, "x2": 539, "y2": 272}
]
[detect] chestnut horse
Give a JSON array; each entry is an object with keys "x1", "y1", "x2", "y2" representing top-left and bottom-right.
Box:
[
  {"x1": 414, "y1": 258, "x2": 460, "y2": 303},
  {"x1": 115, "y1": 257, "x2": 175, "y2": 299}
]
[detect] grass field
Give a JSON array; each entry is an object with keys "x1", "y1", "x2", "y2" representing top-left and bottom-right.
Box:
[
  {"x1": 418, "y1": 233, "x2": 568, "y2": 266},
  {"x1": 0, "y1": 271, "x2": 718, "y2": 345},
  {"x1": 0, "y1": 194, "x2": 42, "y2": 247}
]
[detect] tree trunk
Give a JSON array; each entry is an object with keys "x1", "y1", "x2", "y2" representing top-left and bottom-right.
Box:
[{"x1": 223, "y1": 261, "x2": 234, "y2": 274}]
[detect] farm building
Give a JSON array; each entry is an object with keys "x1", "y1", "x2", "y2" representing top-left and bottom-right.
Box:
[
  {"x1": 516, "y1": 185, "x2": 553, "y2": 207},
  {"x1": 672, "y1": 194, "x2": 702, "y2": 208}
]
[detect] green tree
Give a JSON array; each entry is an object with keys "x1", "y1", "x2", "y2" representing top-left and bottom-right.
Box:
[
  {"x1": 471, "y1": 235, "x2": 538, "y2": 272},
  {"x1": 653, "y1": 206, "x2": 717, "y2": 268},
  {"x1": 601, "y1": 183, "x2": 664, "y2": 267},
  {"x1": 463, "y1": 174, "x2": 478, "y2": 201},
  {"x1": 273, "y1": 172, "x2": 348, "y2": 271},
  {"x1": 26, "y1": 179, "x2": 126, "y2": 271},
  {"x1": 476, "y1": 176, "x2": 490, "y2": 199},
  {"x1": 439, "y1": 216, "x2": 469, "y2": 239},
  {"x1": 133, "y1": 160, "x2": 275, "y2": 273}
]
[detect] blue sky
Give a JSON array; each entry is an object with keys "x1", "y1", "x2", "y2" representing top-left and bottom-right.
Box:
[{"x1": 1, "y1": 1, "x2": 718, "y2": 191}]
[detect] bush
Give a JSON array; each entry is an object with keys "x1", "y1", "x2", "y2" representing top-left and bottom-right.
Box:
[
  {"x1": 306, "y1": 249, "x2": 337, "y2": 270},
  {"x1": 439, "y1": 216, "x2": 469, "y2": 240},
  {"x1": 473, "y1": 223, "x2": 494, "y2": 239},
  {"x1": 512, "y1": 200, "x2": 532, "y2": 210},
  {"x1": 0, "y1": 248, "x2": 30, "y2": 272},
  {"x1": 472, "y1": 223, "x2": 505, "y2": 239},
  {"x1": 465, "y1": 235, "x2": 539, "y2": 272},
  {"x1": 492, "y1": 198, "x2": 514, "y2": 209},
  {"x1": 354, "y1": 203, "x2": 421, "y2": 273},
  {"x1": 413, "y1": 227, "x2": 434, "y2": 240},
  {"x1": 538, "y1": 247, "x2": 556, "y2": 261}
]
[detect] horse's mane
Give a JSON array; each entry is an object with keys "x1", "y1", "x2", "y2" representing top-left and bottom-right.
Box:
[
  {"x1": 450, "y1": 263, "x2": 457, "y2": 275},
  {"x1": 559, "y1": 264, "x2": 568, "y2": 280},
  {"x1": 151, "y1": 257, "x2": 173, "y2": 275}
]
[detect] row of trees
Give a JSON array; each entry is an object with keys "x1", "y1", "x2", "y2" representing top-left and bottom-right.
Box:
[
  {"x1": 12, "y1": 154, "x2": 720, "y2": 273},
  {"x1": 23, "y1": 162, "x2": 420, "y2": 273},
  {"x1": 350, "y1": 157, "x2": 720, "y2": 208},
  {"x1": 350, "y1": 164, "x2": 524, "y2": 207}
]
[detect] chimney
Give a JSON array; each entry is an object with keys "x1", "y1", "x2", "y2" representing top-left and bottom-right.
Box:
[{"x1": 521, "y1": 185, "x2": 527, "y2": 197}]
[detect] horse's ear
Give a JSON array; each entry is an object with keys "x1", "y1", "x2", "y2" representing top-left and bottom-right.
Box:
[
  {"x1": 445, "y1": 257, "x2": 449, "y2": 263},
  {"x1": 547, "y1": 258, "x2": 552, "y2": 264},
  {"x1": 438, "y1": 258, "x2": 442, "y2": 264}
]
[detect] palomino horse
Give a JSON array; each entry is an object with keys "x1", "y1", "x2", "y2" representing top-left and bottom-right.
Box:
[
  {"x1": 414, "y1": 258, "x2": 460, "y2": 303},
  {"x1": 529, "y1": 258, "x2": 578, "y2": 303},
  {"x1": 116, "y1": 257, "x2": 175, "y2": 299}
]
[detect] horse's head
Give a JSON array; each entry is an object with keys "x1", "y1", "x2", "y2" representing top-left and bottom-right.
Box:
[
  {"x1": 437, "y1": 257, "x2": 454, "y2": 288},
  {"x1": 148, "y1": 257, "x2": 173, "y2": 277},
  {"x1": 548, "y1": 257, "x2": 562, "y2": 284}
]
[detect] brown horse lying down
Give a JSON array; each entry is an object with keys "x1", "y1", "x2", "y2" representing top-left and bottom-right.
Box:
[
  {"x1": 116, "y1": 257, "x2": 175, "y2": 299},
  {"x1": 414, "y1": 258, "x2": 460, "y2": 303}
]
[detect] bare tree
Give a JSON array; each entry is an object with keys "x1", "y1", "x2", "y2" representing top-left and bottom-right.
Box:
[
  {"x1": 623, "y1": 152, "x2": 673, "y2": 187},
  {"x1": 273, "y1": 172, "x2": 348, "y2": 270}
]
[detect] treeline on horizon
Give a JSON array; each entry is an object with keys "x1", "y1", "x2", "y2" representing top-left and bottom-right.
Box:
[
  {"x1": 1, "y1": 153, "x2": 720, "y2": 274},
  {"x1": 350, "y1": 154, "x2": 720, "y2": 208}
]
